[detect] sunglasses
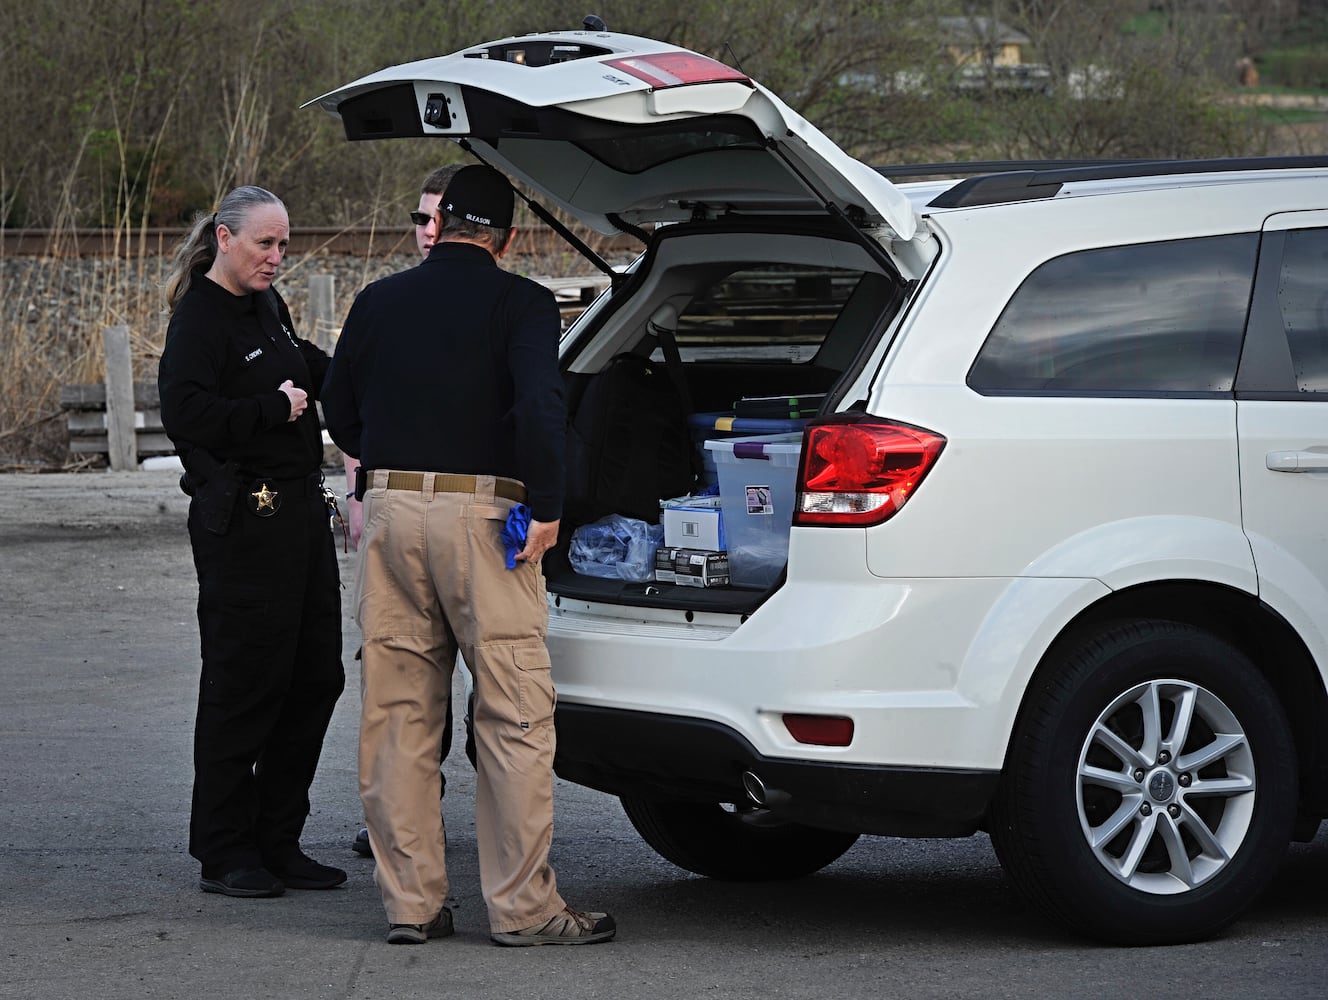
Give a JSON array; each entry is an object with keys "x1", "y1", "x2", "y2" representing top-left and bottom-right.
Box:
[{"x1": 409, "y1": 211, "x2": 435, "y2": 227}]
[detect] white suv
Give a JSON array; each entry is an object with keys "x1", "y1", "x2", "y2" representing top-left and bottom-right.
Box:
[{"x1": 312, "y1": 24, "x2": 1328, "y2": 945}]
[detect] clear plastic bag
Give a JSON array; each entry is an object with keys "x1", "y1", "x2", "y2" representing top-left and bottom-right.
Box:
[{"x1": 568, "y1": 514, "x2": 664, "y2": 582}]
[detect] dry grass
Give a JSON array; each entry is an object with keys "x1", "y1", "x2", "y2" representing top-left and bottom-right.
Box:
[
  {"x1": 0, "y1": 222, "x2": 633, "y2": 471},
  {"x1": 0, "y1": 254, "x2": 169, "y2": 470}
]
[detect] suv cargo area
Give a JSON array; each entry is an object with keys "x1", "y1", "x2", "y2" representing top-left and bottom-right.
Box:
[{"x1": 544, "y1": 216, "x2": 907, "y2": 613}]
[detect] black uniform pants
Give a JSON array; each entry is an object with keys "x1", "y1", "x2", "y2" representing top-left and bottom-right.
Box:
[{"x1": 187, "y1": 476, "x2": 345, "y2": 873}]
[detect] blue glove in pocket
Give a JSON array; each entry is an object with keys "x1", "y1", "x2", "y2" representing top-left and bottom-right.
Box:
[{"x1": 500, "y1": 503, "x2": 531, "y2": 569}]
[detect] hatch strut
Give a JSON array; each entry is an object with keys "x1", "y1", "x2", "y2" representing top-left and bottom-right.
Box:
[
  {"x1": 459, "y1": 139, "x2": 631, "y2": 289},
  {"x1": 766, "y1": 143, "x2": 902, "y2": 280}
]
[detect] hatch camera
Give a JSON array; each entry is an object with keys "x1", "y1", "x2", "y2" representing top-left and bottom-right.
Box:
[{"x1": 423, "y1": 93, "x2": 450, "y2": 128}]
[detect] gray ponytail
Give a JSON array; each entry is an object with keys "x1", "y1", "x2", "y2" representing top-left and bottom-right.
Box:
[{"x1": 165, "y1": 186, "x2": 285, "y2": 312}]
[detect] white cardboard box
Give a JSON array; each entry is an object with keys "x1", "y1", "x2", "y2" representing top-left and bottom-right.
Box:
[{"x1": 662, "y1": 500, "x2": 726, "y2": 551}]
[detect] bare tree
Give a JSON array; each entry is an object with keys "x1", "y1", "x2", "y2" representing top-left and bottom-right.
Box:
[{"x1": 0, "y1": 0, "x2": 1313, "y2": 229}]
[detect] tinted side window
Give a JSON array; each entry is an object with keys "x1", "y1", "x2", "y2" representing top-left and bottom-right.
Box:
[
  {"x1": 968, "y1": 234, "x2": 1258, "y2": 394},
  {"x1": 1278, "y1": 227, "x2": 1328, "y2": 392}
]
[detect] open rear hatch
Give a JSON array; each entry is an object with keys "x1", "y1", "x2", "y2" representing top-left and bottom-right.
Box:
[{"x1": 306, "y1": 26, "x2": 920, "y2": 244}]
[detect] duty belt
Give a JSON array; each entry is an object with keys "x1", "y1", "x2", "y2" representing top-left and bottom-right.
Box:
[
  {"x1": 369, "y1": 471, "x2": 527, "y2": 504},
  {"x1": 243, "y1": 470, "x2": 325, "y2": 517}
]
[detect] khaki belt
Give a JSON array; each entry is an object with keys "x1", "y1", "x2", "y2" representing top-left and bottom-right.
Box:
[{"x1": 374, "y1": 471, "x2": 526, "y2": 504}]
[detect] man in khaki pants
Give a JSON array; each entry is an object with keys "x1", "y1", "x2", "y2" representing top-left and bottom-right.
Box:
[
  {"x1": 321, "y1": 165, "x2": 615, "y2": 947},
  {"x1": 343, "y1": 162, "x2": 468, "y2": 861}
]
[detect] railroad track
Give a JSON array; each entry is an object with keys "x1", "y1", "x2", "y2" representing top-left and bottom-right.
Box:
[{"x1": 1, "y1": 226, "x2": 643, "y2": 259}]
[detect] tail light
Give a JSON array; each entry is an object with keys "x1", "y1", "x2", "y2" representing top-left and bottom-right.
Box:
[
  {"x1": 795, "y1": 416, "x2": 946, "y2": 527},
  {"x1": 603, "y1": 52, "x2": 752, "y2": 89}
]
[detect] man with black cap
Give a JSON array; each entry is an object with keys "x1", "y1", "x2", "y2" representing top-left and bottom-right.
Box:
[
  {"x1": 344, "y1": 161, "x2": 469, "y2": 862},
  {"x1": 321, "y1": 164, "x2": 616, "y2": 947}
]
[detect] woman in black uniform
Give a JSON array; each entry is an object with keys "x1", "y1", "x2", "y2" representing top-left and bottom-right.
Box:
[{"x1": 158, "y1": 186, "x2": 345, "y2": 898}]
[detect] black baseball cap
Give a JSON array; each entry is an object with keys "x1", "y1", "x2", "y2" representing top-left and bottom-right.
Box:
[{"x1": 441, "y1": 165, "x2": 514, "y2": 229}]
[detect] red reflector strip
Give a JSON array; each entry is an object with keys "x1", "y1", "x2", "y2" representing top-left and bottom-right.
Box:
[
  {"x1": 783, "y1": 714, "x2": 854, "y2": 747},
  {"x1": 604, "y1": 52, "x2": 750, "y2": 89}
]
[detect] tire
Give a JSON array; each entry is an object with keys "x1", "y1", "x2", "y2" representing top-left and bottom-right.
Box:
[
  {"x1": 619, "y1": 796, "x2": 860, "y2": 881},
  {"x1": 990, "y1": 620, "x2": 1295, "y2": 945}
]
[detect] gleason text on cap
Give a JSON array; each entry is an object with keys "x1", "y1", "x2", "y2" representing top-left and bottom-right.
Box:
[{"x1": 441, "y1": 165, "x2": 515, "y2": 230}]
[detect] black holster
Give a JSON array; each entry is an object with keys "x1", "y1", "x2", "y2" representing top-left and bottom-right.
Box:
[{"x1": 180, "y1": 448, "x2": 242, "y2": 536}]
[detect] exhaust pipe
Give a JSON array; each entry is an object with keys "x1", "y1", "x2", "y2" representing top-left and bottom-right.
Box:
[{"x1": 741, "y1": 770, "x2": 767, "y2": 806}]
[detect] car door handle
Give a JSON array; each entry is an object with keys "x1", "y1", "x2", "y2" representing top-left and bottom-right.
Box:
[{"x1": 1266, "y1": 450, "x2": 1328, "y2": 472}]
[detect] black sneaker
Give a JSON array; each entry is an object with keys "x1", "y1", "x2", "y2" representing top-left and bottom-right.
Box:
[
  {"x1": 351, "y1": 827, "x2": 373, "y2": 857},
  {"x1": 267, "y1": 851, "x2": 347, "y2": 890},
  {"x1": 199, "y1": 867, "x2": 285, "y2": 898},
  {"x1": 387, "y1": 908, "x2": 454, "y2": 945}
]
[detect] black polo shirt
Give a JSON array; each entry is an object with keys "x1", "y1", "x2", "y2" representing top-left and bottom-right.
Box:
[{"x1": 321, "y1": 241, "x2": 566, "y2": 522}]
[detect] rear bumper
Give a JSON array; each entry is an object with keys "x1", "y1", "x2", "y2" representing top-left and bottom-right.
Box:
[{"x1": 553, "y1": 703, "x2": 999, "y2": 837}]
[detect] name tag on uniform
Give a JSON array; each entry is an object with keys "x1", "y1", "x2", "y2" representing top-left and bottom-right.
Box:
[{"x1": 244, "y1": 348, "x2": 263, "y2": 362}]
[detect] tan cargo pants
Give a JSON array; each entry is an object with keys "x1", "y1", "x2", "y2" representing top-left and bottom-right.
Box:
[{"x1": 355, "y1": 470, "x2": 565, "y2": 932}]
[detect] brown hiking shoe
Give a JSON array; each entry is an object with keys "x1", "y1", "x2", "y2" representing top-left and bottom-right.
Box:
[
  {"x1": 386, "y1": 907, "x2": 454, "y2": 945},
  {"x1": 491, "y1": 906, "x2": 616, "y2": 947}
]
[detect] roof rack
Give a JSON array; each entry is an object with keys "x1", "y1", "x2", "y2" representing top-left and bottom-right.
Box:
[
  {"x1": 876, "y1": 159, "x2": 1148, "y2": 181},
  {"x1": 879, "y1": 156, "x2": 1328, "y2": 209}
]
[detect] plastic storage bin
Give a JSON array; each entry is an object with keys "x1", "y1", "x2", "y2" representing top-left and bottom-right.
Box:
[
  {"x1": 703, "y1": 433, "x2": 803, "y2": 588},
  {"x1": 689, "y1": 412, "x2": 809, "y2": 486}
]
